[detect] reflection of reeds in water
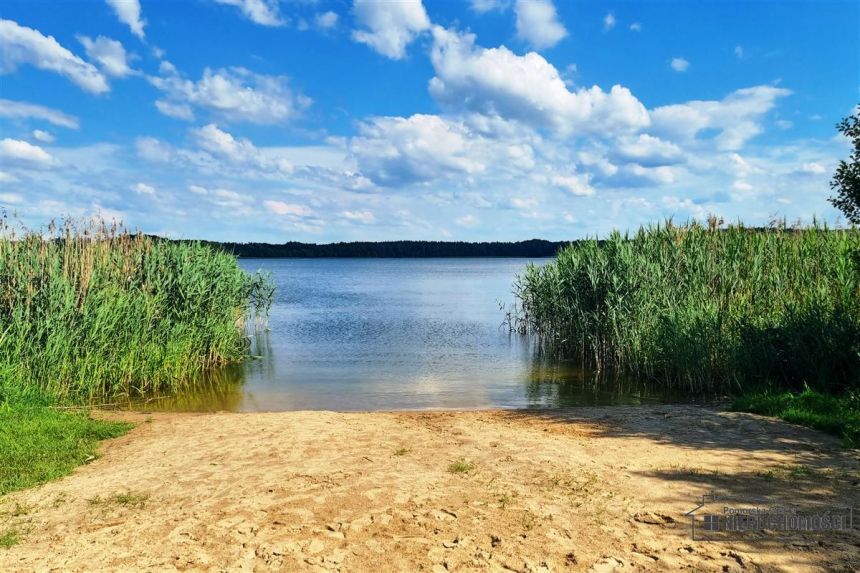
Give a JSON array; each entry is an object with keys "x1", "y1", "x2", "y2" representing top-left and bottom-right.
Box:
[
  {"x1": 513, "y1": 221, "x2": 860, "y2": 394},
  {"x1": 130, "y1": 331, "x2": 276, "y2": 412},
  {"x1": 0, "y1": 215, "x2": 273, "y2": 402},
  {"x1": 523, "y1": 358, "x2": 678, "y2": 407}
]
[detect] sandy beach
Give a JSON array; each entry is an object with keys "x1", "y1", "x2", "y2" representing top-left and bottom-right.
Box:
[{"x1": 1, "y1": 405, "x2": 858, "y2": 572}]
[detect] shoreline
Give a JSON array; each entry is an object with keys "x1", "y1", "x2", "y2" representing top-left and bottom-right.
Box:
[{"x1": 3, "y1": 405, "x2": 859, "y2": 572}]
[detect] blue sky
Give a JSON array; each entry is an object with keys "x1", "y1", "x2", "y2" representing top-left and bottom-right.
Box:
[{"x1": 0, "y1": 0, "x2": 857, "y2": 242}]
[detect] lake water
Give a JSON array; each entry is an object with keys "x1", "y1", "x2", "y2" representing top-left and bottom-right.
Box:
[{"x1": 145, "y1": 258, "x2": 673, "y2": 412}]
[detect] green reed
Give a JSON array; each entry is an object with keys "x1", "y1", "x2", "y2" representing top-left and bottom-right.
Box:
[
  {"x1": 0, "y1": 215, "x2": 273, "y2": 401},
  {"x1": 512, "y1": 221, "x2": 860, "y2": 394}
]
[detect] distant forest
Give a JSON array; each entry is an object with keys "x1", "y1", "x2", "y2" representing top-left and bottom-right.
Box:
[{"x1": 194, "y1": 239, "x2": 572, "y2": 258}]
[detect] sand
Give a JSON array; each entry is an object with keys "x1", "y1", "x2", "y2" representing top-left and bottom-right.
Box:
[{"x1": 1, "y1": 405, "x2": 858, "y2": 572}]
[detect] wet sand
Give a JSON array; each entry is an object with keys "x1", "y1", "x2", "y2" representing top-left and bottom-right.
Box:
[{"x1": 1, "y1": 406, "x2": 858, "y2": 572}]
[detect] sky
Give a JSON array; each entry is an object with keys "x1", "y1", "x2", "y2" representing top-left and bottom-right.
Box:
[{"x1": 0, "y1": 0, "x2": 857, "y2": 242}]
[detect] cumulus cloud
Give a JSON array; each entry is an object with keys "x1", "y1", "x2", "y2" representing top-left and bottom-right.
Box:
[
  {"x1": 551, "y1": 174, "x2": 594, "y2": 196},
  {"x1": 105, "y1": 0, "x2": 146, "y2": 39},
  {"x1": 150, "y1": 66, "x2": 310, "y2": 124},
  {"x1": 428, "y1": 27, "x2": 649, "y2": 136},
  {"x1": 192, "y1": 123, "x2": 294, "y2": 175},
  {"x1": 341, "y1": 209, "x2": 376, "y2": 223},
  {"x1": 603, "y1": 12, "x2": 616, "y2": 31},
  {"x1": 133, "y1": 182, "x2": 155, "y2": 195},
  {"x1": 265, "y1": 200, "x2": 313, "y2": 216},
  {"x1": 514, "y1": 0, "x2": 567, "y2": 49},
  {"x1": 612, "y1": 134, "x2": 684, "y2": 167},
  {"x1": 0, "y1": 138, "x2": 53, "y2": 164},
  {"x1": 77, "y1": 35, "x2": 135, "y2": 77},
  {"x1": 0, "y1": 192, "x2": 23, "y2": 204},
  {"x1": 154, "y1": 100, "x2": 195, "y2": 120},
  {"x1": 651, "y1": 85, "x2": 791, "y2": 150},
  {"x1": 799, "y1": 162, "x2": 826, "y2": 174},
  {"x1": 213, "y1": 0, "x2": 283, "y2": 26},
  {"x1": 315, "y1": 11, "x2": 339, "y2": 30},
  {"x1": 32, "y1": 129, "x2": 54, "y2": 143},
  {"x1": 455, "y1": 214, "x2": 479, "y2": 227},
  {"x1": 188, "y1": 184, "x2": 253, "y2": 211},
  {"x1": 629, "y1": 22, "x2": 642, "y2": 32},
  {"x1": 350, "y1": 114, "x2": 485, "y2": 186},
  {"x1": 0, "y1": 99, "x2": 79, "y2": 129},
  {"x1": 0, "y1": 19, "x2": 109, "y2": 94},
  {"x1": 352, "y1": 0, "x2": 431, "y2": 59},
  {"x1": 670, "y1": 57, "x2": 690, "y2": 72}
]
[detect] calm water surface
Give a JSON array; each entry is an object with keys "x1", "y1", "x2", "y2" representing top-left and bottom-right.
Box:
[{"x1": 147, "y1": 258, "x2": 673, "y2": 412}]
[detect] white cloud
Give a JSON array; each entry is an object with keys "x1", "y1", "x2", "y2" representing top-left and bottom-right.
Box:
[
  {"x1": 342, "y1": 209, "x2": 376, "y2": 223},
  {"x1": 192, "y1": 123, "x2": 294, "y2": 175},
  {"x1": 133, "y1": 182, "x2": 155, "y2": 195},
  {"x1": 188, "y1": 184, "x2": 253, "y2": 211},
  {"x1": 32, "y1": 129, "x2": 54, "y2": 143},
  {"x1": 552, "y1": 174, "x2": 594, "y2": 196},
  {"x1": 213, "y1": 0, "x2": 283, "y2": 26},
  {"x1": 0, "y1": 19, "x2": 109, "y2": 94},
  {"x1": 154, "y1": 100, "x2": 195, "y2": 120},
  {"x1": 455, "y1": 214, "x2": 479, "y2": 227},
  {"x1": 0, "y1": 99, "x2": 79, "y2": 128},
  {"x1": 776, "y1": 119, "x2": 793, "y2": 130},
  {"x1": 0, "y1": 192, "x2": 23, "y2": 204},
  {"x1": 735, "y1": 45, "x2": 744, "y2": 59},
  {"x1": 105, "y1": 0, "x2": 146, "y2": 39},
  {"x1": 670, "y1": 57, "x2": 690, "y2": 72},
  {"x1": 265, "y1": 200, "x2": 313, "y2": 216},
  {"x1": 651, "y1": 85, "x2": 791, "y2": 150},
  {"x1": 315, "y1": 11, "x2": 339, "y2": 30},
  {"x1": 629, "y1": 22, "x2": 642, "y2": 32},
  {"x1": 603, "y1": 12, "x2": 616, "y2": 31},
  {"x1": 428, "y1": 27, "x2": 649, "y2": 135},
  {"x1": 800, "y1": 162, "x2": 826, "y2": 174},
  {"x1": 0, "y1": 138, "x2": 53, "y2": 164},
  {"x1": 471, "y1": 0, "x2": 508, "y2": 12},
  {"x1": 150, "y1": 66, "x2": 310, "y2": 124},
  {"x1": 135, "y1": 136, "x2": 173, "y2": 163},
  {"x1": 352, "y1": 0, "x2": 431, "y2": 59},
  {"x1": 350, "y1": 114, "x2": 485, "y2": 186},
  {"x1": 514, "y1": 0, "x2": 567, "y2": 49},
  {"x1": 77, "y1": 35, "x2": 134, "y2": 77},
  {"x1": 613, "y1": 134, "x2": 684, "y2": 167}
]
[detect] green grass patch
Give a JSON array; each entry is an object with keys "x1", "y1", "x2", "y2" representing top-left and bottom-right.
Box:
[
  {"x1": 732, "y1": 389, "x2": 860, "y2": 448},
  {"x1": 0, "y1": 402, "x2": 132, "y2": 495},
  {"x1": 448, "y1": 459, "x2": 475, "y2": 474},
  {"x1": 0, "y1": 528, "x2": 19, "y2": 549}
]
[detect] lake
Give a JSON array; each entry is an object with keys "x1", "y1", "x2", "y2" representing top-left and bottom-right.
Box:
[{"x1": 145, "y1": 258, "x2": 673, "y2": 412}]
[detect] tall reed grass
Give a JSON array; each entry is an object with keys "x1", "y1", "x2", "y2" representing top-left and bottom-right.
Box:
[
  {"x1": 0, "y1": 215, "x2": 273, "y2": 400},
  {"x1": 512, "y1": 221, "x2": 860, "y2": 394}
]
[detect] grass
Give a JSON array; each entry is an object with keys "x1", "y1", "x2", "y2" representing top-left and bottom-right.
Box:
[
  {"x1": 0, "y1": 395, "x2": 132, "y2": 495},
  {"x1": 0, "y1": 529, "x2": 18, "y2": 549},
  {"x1": 512, "y1": 221, "x2": 860, "y2": 394},
  {"x1": 0, "y1": 215, "x2": 273, "y2": 401},
  {"x1": 393, "y1": 447, "x2": 411, "y2": 456},
  {"x1": 0, "y1": 216, "x2": 273, "y2": 497},
  {"x1": 89, "y1": 491, "x2": 150, "y2": 508},
  {"x1": 732, "y1": 389, "x2": 860, "y2": 447},
  {"x1": 448, "y1": 459, "x2": 475, "y2": 474}
]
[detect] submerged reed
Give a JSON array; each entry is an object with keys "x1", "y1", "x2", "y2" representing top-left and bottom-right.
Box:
[
  {"x1": 512, "y1": 221, "x2": 860, "y2": 394},
  {"x1": 0, "y1": 215, "x2": 273, "y2": 401}
]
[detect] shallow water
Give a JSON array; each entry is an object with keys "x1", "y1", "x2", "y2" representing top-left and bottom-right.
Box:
[{"x1": 141, "y1": 258, "x2": 679, "y2": 412}]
